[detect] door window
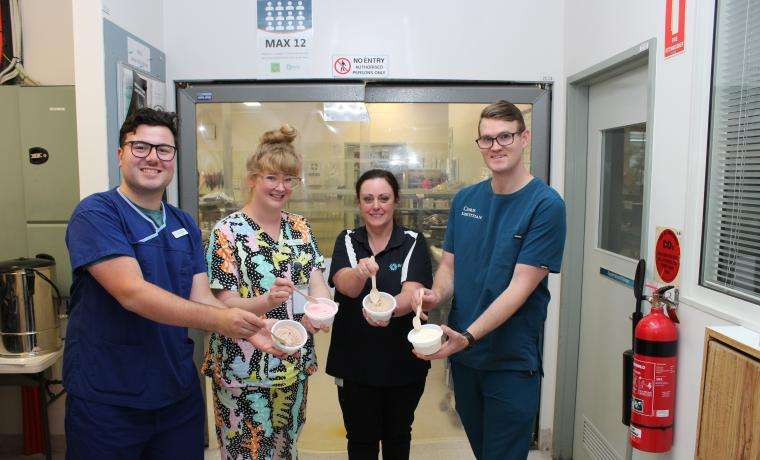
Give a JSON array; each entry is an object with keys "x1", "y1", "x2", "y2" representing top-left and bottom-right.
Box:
[
  {"x1": 195, "y1": 102, "x2": 532, "y2": 256},
  {"x1": 598, "y1": 123, "x2": 646, "y2": 259}
]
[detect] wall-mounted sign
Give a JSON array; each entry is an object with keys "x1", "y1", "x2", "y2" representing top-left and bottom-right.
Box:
[
  {"x1": 256, "y1": 0, "x2": 313, "y2": 78},
  {"x1": 127, "y1": 37, "x2": 151, "y2": 72},
  {"x1": 665, "y1": 0, "x2": 686, "y2": 58},
  {"x1": 599, "y1": 267, "x2": 635, "y2": 289},
  {"x1": 331, "y1": 55, "x2": 389, "y2": 78},
  {"x1": 655, "y1": 227, "x2": 682, "y2": 285},
  {"x1": 117, "y1": 64, "x2": 166, "y2": 127}
]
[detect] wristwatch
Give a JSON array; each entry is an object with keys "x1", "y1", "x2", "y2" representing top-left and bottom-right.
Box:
[{"x1": 461, "y1": 330, "x2": 476, "y2": 349}]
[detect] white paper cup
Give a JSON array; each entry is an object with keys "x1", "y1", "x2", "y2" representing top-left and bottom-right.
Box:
[
  {"x1": 362, "y1": 291, "x2": 396, "y2": 322},
  {"x1": 304, "y1": 298, "x2": 338, "y2": 328},
  {"x1": 271, "y1": 320, "x2": 308, "y2": 355},
  {"x1": 407, "y1": 324, "x2": 444, "y2": 355}
]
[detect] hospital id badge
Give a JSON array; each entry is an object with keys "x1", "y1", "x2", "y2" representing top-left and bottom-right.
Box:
[{"x1": 291, "y1": 294, "x2": 306, "y2": 314}]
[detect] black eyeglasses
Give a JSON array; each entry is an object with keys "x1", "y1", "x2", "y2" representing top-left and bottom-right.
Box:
[
  {"x1": 475, "y1": 130, "x2": 524, "y2": 149},
  {"x1": 124, "y1": 141, "x2": 177, "y2": 161}
]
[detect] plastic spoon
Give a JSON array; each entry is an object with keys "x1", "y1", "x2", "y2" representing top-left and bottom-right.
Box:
[
  {"x1": 271, "y1": 328, "x2": 289, "y2": 345},
  {"x1": 369, "y1": 255, "x2": 380, "y2": 304},
  {"x1": 412, "y1": 289, "x2": 423, "y2": 331}
]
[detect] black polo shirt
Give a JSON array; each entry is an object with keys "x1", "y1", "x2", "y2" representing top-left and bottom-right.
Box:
[{"x1": 326, "y1": 224, "x2": 433, "y2": 386}]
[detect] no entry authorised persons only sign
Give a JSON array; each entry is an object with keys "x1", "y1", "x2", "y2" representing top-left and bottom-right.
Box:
[{"x1": 332, "y1": 55, "x2": 389, "y2": 78}]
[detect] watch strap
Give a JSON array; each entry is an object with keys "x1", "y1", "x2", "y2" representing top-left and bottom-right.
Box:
[{"x1": 461, "y1": 330, "x2": 476, "y2": 349}]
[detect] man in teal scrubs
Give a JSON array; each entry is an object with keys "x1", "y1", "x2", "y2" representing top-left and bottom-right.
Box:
[
  {"x1": 416, "y1": 100, "x2": 566, "y2": 460},
  {"x1": 64, "y1": 108, "x2": 287, "y2": 459}
]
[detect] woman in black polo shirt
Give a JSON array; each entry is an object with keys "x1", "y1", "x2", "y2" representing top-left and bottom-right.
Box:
[{"x1": 327, "y1": 169, "x2": 433, "y2": 460}]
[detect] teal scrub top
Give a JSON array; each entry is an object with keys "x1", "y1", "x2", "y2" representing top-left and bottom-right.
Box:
[{"x1": 443, "y1": 178, "x2": 566, "y2": 372}]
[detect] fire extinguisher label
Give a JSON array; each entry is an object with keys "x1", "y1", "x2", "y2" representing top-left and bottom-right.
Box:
[
  {"x1": 630, "y1": 425, "x2": 642, "y2": 439},
  {"x1": 632, "y1": 358, "x2": 676, "y2": 420}
]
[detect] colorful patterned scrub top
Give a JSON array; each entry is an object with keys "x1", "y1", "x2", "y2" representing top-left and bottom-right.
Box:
[{"x1": 201, "y1": 210, "x2": 325, "y2": 389}]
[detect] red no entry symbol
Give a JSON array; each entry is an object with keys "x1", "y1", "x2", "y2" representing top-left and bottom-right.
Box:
[{"x1": 334, "y1": 57, "x2": 351, "y2": 75}]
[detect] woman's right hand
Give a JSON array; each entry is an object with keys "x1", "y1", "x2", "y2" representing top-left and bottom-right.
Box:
[
  {"x1": 266, "y1": 278, "x2": 295, "y2": 310},
  {"x1": 355, "y1": 257, "x2": 379, "y2": 279}
]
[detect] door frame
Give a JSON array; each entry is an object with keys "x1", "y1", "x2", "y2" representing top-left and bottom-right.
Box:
[
  {"x1": 552, "y1": 39, "x2": 656, "y2": 460},
  {"x1": 174, "y1": 80, "x2": 554, "y2": 446}
]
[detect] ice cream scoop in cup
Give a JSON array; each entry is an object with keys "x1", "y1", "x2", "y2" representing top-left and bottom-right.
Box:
[
  {"x1": 304, "y1": 298, "x2": 339, "y2": 328},
  {"x1": 362, "y1": 291, "x2": 396, "y2": 323},
  {"x1": 407, "y1": 324, "x2": 444, "y2": 355},
  {"x1": 271, "y1": 320, "x2": 308, "y2": 355}
]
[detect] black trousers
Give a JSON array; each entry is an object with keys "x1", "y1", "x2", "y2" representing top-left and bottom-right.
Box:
[{"x1": 337, "y1": 378, "x2": 426, "y2": 460}]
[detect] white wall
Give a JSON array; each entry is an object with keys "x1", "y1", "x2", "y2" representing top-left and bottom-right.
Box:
[
  {"x1": 73, "y1": 0, "x2": 108, "y2": 199},
  {"x1": 18, "y1": 0, "x2": 75, "y2": 85},
  {"x1": 565, "y1": 1, "x2": 760, "y2": 459},
  {"x1": 101, "y1": 0, "x2": 164, "y2": 50},
  {"x1": 162, "y1": 0, "x2": 567, "y2": 446}
]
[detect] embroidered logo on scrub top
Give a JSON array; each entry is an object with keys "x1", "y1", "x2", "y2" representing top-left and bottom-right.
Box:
[
  {"x1": 388, "y1": 263, "x2": 401, "y2": 272},
  {"x1": 461, "y1": 206, "x2": 483, "y2": 220}
]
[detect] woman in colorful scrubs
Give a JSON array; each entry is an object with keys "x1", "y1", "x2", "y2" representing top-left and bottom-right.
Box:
[
  {"x1": 201, "y1": 125, "x2": 331, "y2": 459},
  {"x1": 326, "y1": 169, "x2": 433, "y2": 460}
]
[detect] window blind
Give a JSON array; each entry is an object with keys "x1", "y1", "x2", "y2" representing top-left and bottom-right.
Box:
[{"x1": 702, "y1": 0, "x2": 760, "y2": 303}]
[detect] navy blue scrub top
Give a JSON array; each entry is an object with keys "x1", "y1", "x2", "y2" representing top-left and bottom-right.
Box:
[
  {"x1": 443, "y1": 178, "x2": 566, "y2": 373},
  {"x1": 64, "y1": 188, "x2": 206, "y2": 409}
]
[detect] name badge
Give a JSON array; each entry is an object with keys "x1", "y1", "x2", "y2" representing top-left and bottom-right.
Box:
[
  {"x1": 172, "y1": 228, "x2": 189, "y2": 239},
  {"x1": 282, "y1": 238, "x2": 305, "y2": 245},
  {"x1": 292, "y1": 296, "x2": 306, "y2": 315}
]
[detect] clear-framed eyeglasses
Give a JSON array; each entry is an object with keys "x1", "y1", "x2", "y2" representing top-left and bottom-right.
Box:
[{"x1": 259, "y1": 174, "x2": 302, "y2": 189}]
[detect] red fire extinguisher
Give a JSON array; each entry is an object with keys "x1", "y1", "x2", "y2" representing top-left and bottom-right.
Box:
[{"x1": 630, "y1": 285, "x2": 678, "y2": 453}]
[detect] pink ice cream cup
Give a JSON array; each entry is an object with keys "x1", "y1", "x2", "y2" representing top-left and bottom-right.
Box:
[{"x1": 304, "y1": 298, "x2": 339, "y2": 328}]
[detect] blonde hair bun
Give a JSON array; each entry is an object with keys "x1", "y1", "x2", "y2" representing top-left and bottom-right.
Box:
[{"x1": 260, "y1": 124, "x2": 297, "y2": 145}]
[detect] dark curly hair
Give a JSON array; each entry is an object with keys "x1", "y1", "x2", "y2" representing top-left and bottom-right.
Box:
[{"x1": 119, "y1": 107, "x2": 178, "y2": 145}]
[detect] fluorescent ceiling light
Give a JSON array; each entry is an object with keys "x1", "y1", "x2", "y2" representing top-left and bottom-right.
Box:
[
  {"x1": 322, "y1": 102, "x2": 369, "y2": 122},
  {"x1": 244, "y1": 102, "x2": 262, "y2": 107}
]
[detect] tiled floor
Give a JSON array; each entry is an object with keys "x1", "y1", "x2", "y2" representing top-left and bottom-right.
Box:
[{"x1": 295, "y1": 331, "x2": 468, "y2": 452}]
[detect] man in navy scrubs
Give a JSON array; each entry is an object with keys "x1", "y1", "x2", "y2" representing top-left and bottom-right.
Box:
[
  {"x1": 63, "y1": 108, "x2": 285, "y2": 459},
  {"x1": 416, "y1": 100, "x2": 566, "y2": 460}
]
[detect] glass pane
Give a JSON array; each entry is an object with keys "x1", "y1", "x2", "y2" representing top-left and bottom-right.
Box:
[
  {"x1": 195, "y1": 101, "x2": 532, "y2": 259},
  {"x1": 598, "y1": 123, "x2": 646, "y2": 259}
]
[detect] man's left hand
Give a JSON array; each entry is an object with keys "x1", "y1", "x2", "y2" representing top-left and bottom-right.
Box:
[{"x1": 412, "y1": 325, "x2": 468, "y2": 361}]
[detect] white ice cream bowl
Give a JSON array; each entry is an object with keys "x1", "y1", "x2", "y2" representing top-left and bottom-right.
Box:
[
  {"x1": 407, "y1": 324, "x2": 444, "y2": 355},
  {"x1": 304, "y1": 298, "x2": 338, "y2": 328},
  {"x1": 271, "y1": 319, "x2": 308, "y2": 355},
  {"x1": 362, "y1": 291, "x2": 396, "y2": 322}
]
